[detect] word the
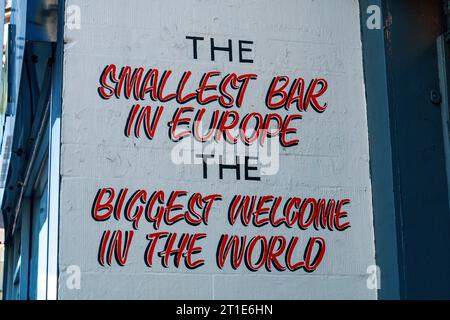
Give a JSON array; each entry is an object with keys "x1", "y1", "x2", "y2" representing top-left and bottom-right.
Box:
[
  {"x1": 186, "y1": 36, "x2": 254, "y2": 63},
  {"x1": 145, "y1": 232, "x2": 206, "y2": 269},
  {"x1": 197, "y1": 155, "x2": 261, "y2": 181}
]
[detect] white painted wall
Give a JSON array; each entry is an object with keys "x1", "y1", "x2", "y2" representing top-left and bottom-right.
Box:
[{"x1": 59, "y1": 0, "x2": 376, "y2": 300}]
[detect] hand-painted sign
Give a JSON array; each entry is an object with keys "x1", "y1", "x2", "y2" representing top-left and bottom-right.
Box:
[{"x1": 59, "y1": 0, "x2": 376, "y2": 299}]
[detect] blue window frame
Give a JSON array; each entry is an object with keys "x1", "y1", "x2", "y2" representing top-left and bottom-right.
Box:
[{"x1": 28, "y1": 156, "x2": 48, "y2": 300}]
